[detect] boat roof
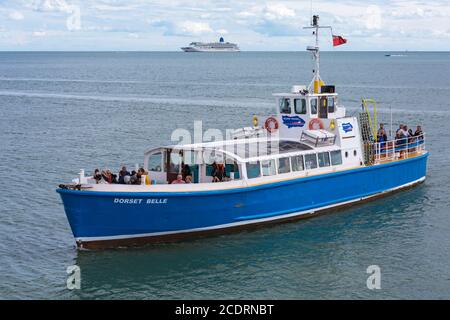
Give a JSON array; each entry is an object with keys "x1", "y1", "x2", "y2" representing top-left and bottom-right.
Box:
[
  {"x1": 273, "y1": 92, "x2": 338, "y2": 98},
  {"x1": 145, "y1": 137, "x2": 340, "y2": 163}
]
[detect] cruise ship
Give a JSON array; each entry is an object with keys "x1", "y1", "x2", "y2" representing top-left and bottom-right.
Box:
[{"x1": 181, "y1": 37, "x2": 240, "y2": 52}]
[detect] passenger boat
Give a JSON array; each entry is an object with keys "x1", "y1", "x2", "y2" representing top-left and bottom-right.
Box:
[{"x1": 57, "y1": 16, "x2": 428, "y2": 249}]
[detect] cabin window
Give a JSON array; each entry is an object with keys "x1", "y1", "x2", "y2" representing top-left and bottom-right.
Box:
[
  {"x1": 294, "y1": 99, "x2": 307, "y2": 114},
  {"x1": 291, "y1": 155, "x2": 304, "y2": 171},
  {"x1": 279, "y1": 98, "x2": 291, "y2": 114},
  {"x1": 318, "y1": 152, "x2": 331, "y2": 167},
  {"x1": 246, "y1": 161, "x2": 261, "y2": 179},
  {"x1": 261, "y1": 159, "x2": 277, "y2": 176},
  {"x1": 168, "y1": 152, "x2": 182, "y2": 173},
  {"x1": 149, "y1": 152, "x2": 162, "y2": 172},
  {"x1": 305, "y1": 154, "x2": 318, "y2": 170},
  {"x1": 310, "y1": 98, "x2": 318, "y2": 115},
  {"x1": 328, "y1": 97, "x2": 335, "y2": 113},
  {"x1": 277, "y1": 157, "x2": 291, "y2": 174},
  {"x1": 330, "y1": 150, "x2": 343, "y2": 165}
]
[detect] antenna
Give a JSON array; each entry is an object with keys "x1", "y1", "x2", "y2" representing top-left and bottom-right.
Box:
[{"x1": 303, "y1": 15, "x2": 332, "y2": 93}]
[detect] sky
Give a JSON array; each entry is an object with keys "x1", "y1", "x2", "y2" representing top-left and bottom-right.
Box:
[{"x1": 0, "y1": 0, "x2": 449, "y2": 51}]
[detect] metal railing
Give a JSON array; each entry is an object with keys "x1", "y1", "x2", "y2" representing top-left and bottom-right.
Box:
[{"x1": 373, "y1": 133, "x2": 426, "y2": 164}]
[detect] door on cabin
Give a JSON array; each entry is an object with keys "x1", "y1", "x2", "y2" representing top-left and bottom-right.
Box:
[{"x1": 319, "y1": 97, "x2": 328, "y2": 119}]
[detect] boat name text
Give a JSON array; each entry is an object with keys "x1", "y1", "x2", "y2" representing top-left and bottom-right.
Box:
[{"x1": 114, "y1": 198, "x2": 168, "y2": 205}]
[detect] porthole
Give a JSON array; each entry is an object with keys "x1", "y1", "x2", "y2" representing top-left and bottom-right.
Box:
[
  {"x1": 353, "y1": 150, "x2": 357, "y2": 156},
  {"x1": 345, "y1": 151, "x2": 348, "y2": 158}
]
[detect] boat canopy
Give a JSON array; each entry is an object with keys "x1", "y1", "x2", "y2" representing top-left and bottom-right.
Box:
[{"x1": 144, "y1": 137, "x2": 318, "y2": 166}]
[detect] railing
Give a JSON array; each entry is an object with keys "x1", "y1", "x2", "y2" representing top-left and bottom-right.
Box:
[{"x1": 373, "y1": 133, "x2": 426, "y2": 164}]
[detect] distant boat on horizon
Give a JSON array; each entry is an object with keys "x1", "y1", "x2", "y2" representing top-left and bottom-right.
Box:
[{"x1": 181, "y1": 37, "x2": 240, "y2": 52}]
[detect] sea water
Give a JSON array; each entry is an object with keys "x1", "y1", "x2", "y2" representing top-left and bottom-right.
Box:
[{"x1": 0, "y1": 51, "x2": 449, "y2": 299}]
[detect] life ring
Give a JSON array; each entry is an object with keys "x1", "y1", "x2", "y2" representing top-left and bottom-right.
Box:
[
  {"x1": 308, "y1": 118, "x2": 324, "y2": 130},
  {"x1": 264, "y1": 117, "x2": 279, "y2": 133}
]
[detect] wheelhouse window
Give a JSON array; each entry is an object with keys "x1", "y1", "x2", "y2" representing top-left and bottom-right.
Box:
[
  {"x1": 310, "y1": 98, "x2": 318, "y2": 115},
  {"x1": 149, "y1": 152, "x2": 162, "y2": 172},
  {"x1": 246, "y1": 161, "x2": 261, "y2": 179},
  {"x1": 261, "y1": 159, "x2": 277, "y2": 176},
  {"x1": 318, "y1": 152, "x2": 331, "y2": 167},
  {"x1": 330, "y1": 150, "x2": 343, "y2": 166},
  {"x1": 279, "y1": 98, "x2": 291, "y2": 114},
  {"x1": 294, "y1": 99, "x2": 307, "y2": 114},
  {"x1": 305, "y1": 154, "x2": 318, "y2": 170},
  {"x1": 327, "y1": 97, "x2": 335, "y2": 113},
  {"x1": 291, "y1": 155, "x2": 304, "y2": 171},
  {"x1": 277, "y1": 157, "x2": 291, "y2": 174}
]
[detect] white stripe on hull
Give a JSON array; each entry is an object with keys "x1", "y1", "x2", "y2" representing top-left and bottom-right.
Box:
[{"x1": 76, "y1": 176, "x2": 426, "y2": 244}]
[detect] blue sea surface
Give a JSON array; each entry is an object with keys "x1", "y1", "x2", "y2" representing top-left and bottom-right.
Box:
[{"x1": 0, "y1": 51, "x2": 449, "y2": 299}]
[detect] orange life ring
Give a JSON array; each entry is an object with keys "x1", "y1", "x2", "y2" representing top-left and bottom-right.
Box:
[
  {"x1": 264, "y1": 117, "x2": 279, "y2": 133},
  {"x1": 308, "y1": 118, "x2": 324, "y2": 130}
]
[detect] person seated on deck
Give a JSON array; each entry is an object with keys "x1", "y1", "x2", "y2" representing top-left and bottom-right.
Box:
[
  {"x1": 171, "y1": 174, "x2": 186, "y2": 184},
  {"x1": 129, "y1": 170, "x2": 139, "y2": 185},
  {"x1": 185, "y1": 175, "x2": 192, "y2": 184},
  {"x1": 118, "y1": 166, "x2": 130, "y2": 184},
  {"x1": 213, "y1": 163, "x2": 226, "y2": 182},
  {"x1": 101, "y1": 169, "x2": 116, "y2": 184},
  {"x1": 93, "y1": 169, "x2": 102, "y2": 184},
  {"x1": 182, "y1": 164, "x2": 191, "y2": 180},
  {"x1": 134, "y1": 168, "x2": 149, "y2": 185}
]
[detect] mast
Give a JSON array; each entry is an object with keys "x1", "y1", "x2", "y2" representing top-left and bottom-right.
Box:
[{"x1": 304, "y1": 15, "x2": 331, "y2": 93}]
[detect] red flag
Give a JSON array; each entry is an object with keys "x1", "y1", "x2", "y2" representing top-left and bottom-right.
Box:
[{"x1": 333, "y1": 35, "x2": 347, "y2": 46}]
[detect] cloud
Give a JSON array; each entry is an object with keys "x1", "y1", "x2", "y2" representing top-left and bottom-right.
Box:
[
  {"x1": 179, "y1": 21, "x2": 213, "y2": 35},
  {"x1": 30, "y1": 0, "x2": 81, "y2": 31},
  {"x1": 263, "y1": 3, "x2": 295, "y2": 20},
  {"x1": 236, "y1": 3, "x2": 299, "y2": 37},
  {"x1": 33, "y1": 31, "x2": 47, "y2": 36},
  {"x1": 32, "y1": 0, "x2": 74, "y2": 13},
  {"x1": 151, "y1": 20, "x2": 214, "y2": 36},
  {"x1": 9, "y1": 11, "x2": 24, "y2": 20},
  {"x1": 365, "y1": 5, "x2": 382, "y2": 30}
]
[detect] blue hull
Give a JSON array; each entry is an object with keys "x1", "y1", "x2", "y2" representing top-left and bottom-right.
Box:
[{"x1": 57, "y1": 154, "x2": 428, "y2": 248}]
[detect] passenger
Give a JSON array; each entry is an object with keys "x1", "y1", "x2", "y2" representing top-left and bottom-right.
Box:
[
  {"x1": 377, "y1": 123, "x2": 385, "y2": 141},
  {"x1": 395, "y1": 124, "x2": 404, "y2": 140},
  {"x1": 377, "y1": 128, "x2": 387, "y2": 151},
  {"x1": 182, "y1": 164, "x2": 191, "y2": 180},
  {"x1": 135, "y1": 168, "x2": 149, "y2": 185},
  {"x1": 129, "y1": 170, "x2": 139, "y2": 185},
  {"x1": 93, "y1": 169, "x2": 102, "y2": 184},
  {"x1": 185, "y1": 175, "x2": 192, "y2": 184},
  {"x1": 213, "y1": 163, "x2": 225, "y2": 182},
  {"x1": 102, "y1": 169, "x2": 113, "y2": 184},
  {"x1": 415, "y1": 125, "x2": 423, "y2": 140},
  {"x1": 118, "y1": 166, "x2": 130, "y2": 184},
  {"x1": 211, "y1": 161, "x2": 218, "y2": 181},
  {"x1": 171, "y1": 174, "x2": 186, "y2": 184}
]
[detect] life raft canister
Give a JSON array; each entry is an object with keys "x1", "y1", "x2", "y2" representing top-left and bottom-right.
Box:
[
  {"x1": 308, "y1": 118, "x2": 324, "y2": 130},
  {"x1": 264, "y1": 117, "x2": 279, "y2": 133}
]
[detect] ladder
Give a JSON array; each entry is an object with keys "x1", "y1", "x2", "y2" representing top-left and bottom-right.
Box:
[{"x1": 358, "y1": 109, "x2": 374, "y2": 165}]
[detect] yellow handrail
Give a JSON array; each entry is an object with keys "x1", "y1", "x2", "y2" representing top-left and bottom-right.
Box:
[{"x1": 362, "y1": 98, "x2": 378, "y2": 140}]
